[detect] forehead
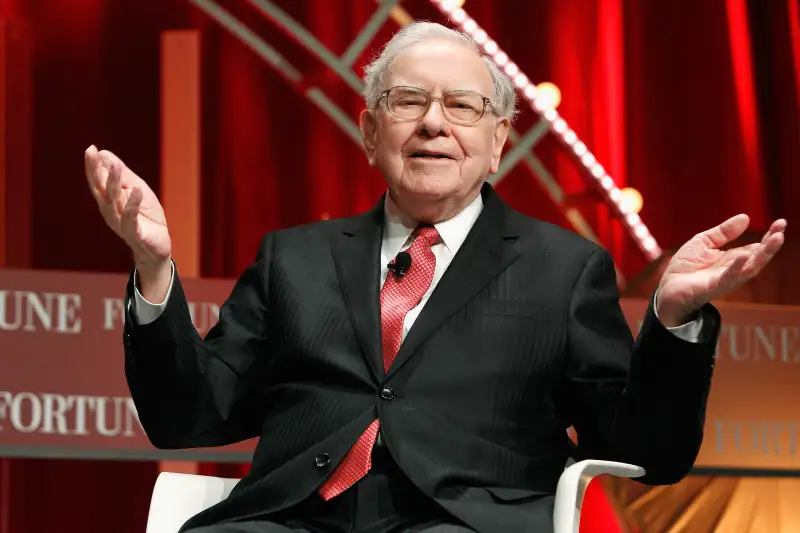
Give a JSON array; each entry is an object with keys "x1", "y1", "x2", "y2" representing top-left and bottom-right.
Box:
[{"x1": 385, "y1": 39, "x2": 493, "y2": 95}]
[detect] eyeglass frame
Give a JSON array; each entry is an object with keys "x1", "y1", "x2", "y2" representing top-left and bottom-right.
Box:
[{"x1": 376, "y1": 85, "x2": 497, "y2": 125}]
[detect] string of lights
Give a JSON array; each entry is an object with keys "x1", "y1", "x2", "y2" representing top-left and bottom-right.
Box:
[{"x1": 428, "y1": 0, "x2": 662, "y2": 260}]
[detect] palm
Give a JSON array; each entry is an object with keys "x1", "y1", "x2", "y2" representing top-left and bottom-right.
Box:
[
  {"x1": 84, "y1": 146, "x2": 172, "y2": 264},
  {"x1": 121, "y1": 174, "x2": 171, "y2": 259},
  {"x1": 657, "y1": 214, "x2": 786, "y2": 324}
]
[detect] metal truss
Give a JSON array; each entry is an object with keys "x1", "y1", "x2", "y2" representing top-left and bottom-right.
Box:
[{"x1": 188, "y1": 0, "x2": 647, "y2": 280}]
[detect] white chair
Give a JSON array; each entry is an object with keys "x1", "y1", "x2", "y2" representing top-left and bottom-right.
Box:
[{"x1": 146, "y1": 459, "x2": 645, "y2": 533}]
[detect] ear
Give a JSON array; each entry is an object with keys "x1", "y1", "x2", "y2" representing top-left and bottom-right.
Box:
[
  {"x1": 489, "y1": 117, "x2": 511, "y2": 174},
  {"x1": 359, "y1": 109, "x2": 378, "y2": 166}
]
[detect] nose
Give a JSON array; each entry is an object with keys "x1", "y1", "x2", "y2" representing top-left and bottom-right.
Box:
[{"x1": 417, "y1": 100, "x2": 451, "y2": 138}]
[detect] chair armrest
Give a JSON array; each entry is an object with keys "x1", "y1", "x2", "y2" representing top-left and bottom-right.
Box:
[
  {"x1": 553, "y1": 460, "x2": 645, "y2": 533},
  {"x1": 146, "y1": 472, "x2": 241, "y2": 533}
]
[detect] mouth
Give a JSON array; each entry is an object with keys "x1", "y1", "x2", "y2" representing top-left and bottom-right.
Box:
[{"x1": 409, "y1": 151, "x2": 454, "y2": 160}]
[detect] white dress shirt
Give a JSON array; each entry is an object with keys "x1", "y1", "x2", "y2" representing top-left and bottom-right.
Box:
[
  {"x1": 132, "y1": 192, "x2": 702, "y2": 343},
  {"x1": 379, "y1": 191, "x2": 484, "y2": 341}
]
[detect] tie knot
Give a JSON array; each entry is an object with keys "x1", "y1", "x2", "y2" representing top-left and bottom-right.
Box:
[{"x1": 413, "y1": 225, "x2": 440, "y2": 247}]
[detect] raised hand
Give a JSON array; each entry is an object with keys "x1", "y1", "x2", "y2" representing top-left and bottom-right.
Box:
[
  {"x1": 85, "y1": 145, "x2": 172, "y2": 299},
  {"x1": 656, "y1": 214, "x2": 786, "y2": 327}
]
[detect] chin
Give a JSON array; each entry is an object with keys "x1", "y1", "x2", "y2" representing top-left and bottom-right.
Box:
[
  {"x1": 388, "y1": 177, "x2": 468, "y2": 223},
  {"x1": 399, "y1": 173, "x2": 460, "y2": 199}
]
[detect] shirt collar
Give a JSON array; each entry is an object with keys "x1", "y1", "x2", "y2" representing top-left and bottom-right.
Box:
[{"x1": 382, "y1": 191, "x2": 484, "y2": 261}]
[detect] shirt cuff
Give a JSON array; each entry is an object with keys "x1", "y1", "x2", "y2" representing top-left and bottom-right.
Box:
[
  {"x1": 129, "y1": 261, "x2": 175, "y2": 325},
  {"x1": 654, "y1": 290, "x2": 703, "y2": 344}
]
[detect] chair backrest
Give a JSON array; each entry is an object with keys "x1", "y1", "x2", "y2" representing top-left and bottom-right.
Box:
[{"x1": 146, "y1": 472, "x2": 240, "y2": 533}]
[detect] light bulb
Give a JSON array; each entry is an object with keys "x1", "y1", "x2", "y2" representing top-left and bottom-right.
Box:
[
  {"x1": 619, "y1": 187, "x2": 643, "y2": 214},
  {"x1": 535, "y1": 82, "x2": 561, "y2": 109}
]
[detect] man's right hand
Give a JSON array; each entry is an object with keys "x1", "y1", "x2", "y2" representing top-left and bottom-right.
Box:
[{"x1": 84, "y1": 145, "x2": 173, "y2": 302}]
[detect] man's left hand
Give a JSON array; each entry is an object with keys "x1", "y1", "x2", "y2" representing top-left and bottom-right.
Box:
[{"x1": 656, "y1": 214, "x2": 787, "y2": 327}]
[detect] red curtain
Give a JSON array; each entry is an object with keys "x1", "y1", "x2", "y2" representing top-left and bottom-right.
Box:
[{"x1": 1, "y1": 0, "x2": 798, "y2": 531}]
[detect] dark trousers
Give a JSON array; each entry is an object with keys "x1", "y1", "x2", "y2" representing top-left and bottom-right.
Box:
[{"x1": 185, "y1": 446, "x2": 474, "y2": 533}]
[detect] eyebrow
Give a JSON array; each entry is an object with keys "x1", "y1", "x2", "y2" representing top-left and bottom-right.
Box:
[{"x1": 391, "y1": 83, "x2": 483, "y2": 93}]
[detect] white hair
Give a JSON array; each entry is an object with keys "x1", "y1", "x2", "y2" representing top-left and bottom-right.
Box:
[{"x1": 362, "y1": 21, "x2": 518, "y2": 121}]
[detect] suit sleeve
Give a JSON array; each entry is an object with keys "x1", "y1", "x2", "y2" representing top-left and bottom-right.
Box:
[
  {"x1": 559, "y1": 247, "x2": 720, "y2": 485},
  {"x1": 123, "y1": 233, "x2": 274, "y2": 449}
]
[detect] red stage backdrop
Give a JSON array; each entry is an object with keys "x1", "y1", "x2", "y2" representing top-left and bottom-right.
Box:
[
  {"x1": 1, "y1": 267, "x2": 799, "y2": 473},
  {"x1": 1, "y1": 1, "x2": 798, "y2": 531}
]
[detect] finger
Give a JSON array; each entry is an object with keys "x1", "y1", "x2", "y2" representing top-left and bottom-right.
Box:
[
  {"x1": 84, "y1": 144, "x2": 100, "y2": 177},
  {"x1": 106, "y1": 161, "x2": 123, "y2": 209},
  {"x1": 87, "y1": 176, "x2": 105, "y2": 205},
  {"x1": 725, "y1": 230, "x2": 782, "y2": 257},
  {"x1": 717, "y1": 253, "x2": 748, "y2": 289},
  {"x1": 754, "y1": 231, "x2": 784, "y2": 267},
  {"x1": 84, "y1": 145, "x2": 97, "y2": 184},
  {"x1": 741, "y1": 232, "x2": 785, "y2": 278},
  {"x1": 98, "y1": 149, "x2": 141, "y2": 193},
  {"x1": 771, "y1": 218, "x2": 787, "y2": 232},
  {"x1": 97, "y1": 149, "x2": 122, "y2": 168},
  {"x1": 765, "y1": 230, "x2": 785, "y2": 255},
  {"x1": 736, "y1": 242, "x2": 761, "y2": 254},
  {"x1": 762, "y1": 219, "x2": 788, "y2": 244},
  {"x1": 120, "y1": 186, "x2": 142, "y2": 240},
  {"x1": 700, "y1": 214, "x2": 750, "y2": 249},
  {"x1": 84, "y1": 145, "x2": 110, "y2": 203}
]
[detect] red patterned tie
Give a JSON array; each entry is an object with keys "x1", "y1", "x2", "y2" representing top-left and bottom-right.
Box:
[{"x1": 318, "y1": 226, "x2": 440, "y2": 500}]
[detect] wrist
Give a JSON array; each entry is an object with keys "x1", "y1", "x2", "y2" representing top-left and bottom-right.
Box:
[
  {"x1": 656, "y1": 299, "x2": 699, "y2": 328},
  {"x1": 133, "y1": 255, "x2": 171, "y2": 277},
  {"x1": 134, "y1": 257, "x2": 172, "y2": 303}
]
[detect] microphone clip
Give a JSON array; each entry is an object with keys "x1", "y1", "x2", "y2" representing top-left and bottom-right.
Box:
[{"x1": 387, "y1": 251, "x2": 412, "y2": 279}]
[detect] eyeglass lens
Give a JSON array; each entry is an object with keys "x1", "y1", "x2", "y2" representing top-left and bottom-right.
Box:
[{"x1": 386, "y1": 87, "x2": 485, "y2": 123}]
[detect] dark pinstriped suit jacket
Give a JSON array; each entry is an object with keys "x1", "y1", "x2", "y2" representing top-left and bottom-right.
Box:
[{"x1": 123, "y1": 183, "x2": 720, "y2": 533}]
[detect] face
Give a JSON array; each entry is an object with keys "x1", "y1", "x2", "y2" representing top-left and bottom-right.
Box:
[{"x1": 360, "y1": 39, "x2": 510, "y2": 223}]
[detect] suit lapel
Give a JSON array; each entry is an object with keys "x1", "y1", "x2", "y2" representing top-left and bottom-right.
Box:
[
  {"x1": 386, "y1": 185, "x2": 520, "y2": 380},
  {"x1": 331, "y1": 201, "x2": 386, "y2": 383}
]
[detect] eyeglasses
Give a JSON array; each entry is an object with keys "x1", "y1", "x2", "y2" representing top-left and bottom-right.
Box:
[{"x1": 377, "y1": 86, "x2": 494, "y2": 125}]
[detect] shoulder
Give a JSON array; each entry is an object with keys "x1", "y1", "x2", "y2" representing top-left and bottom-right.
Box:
[
  {"x1": 503, "y1": 208, "x2": 618, "y2": 295},
  {"x1": 253, "y1": 210, "x2": 376, "y2": 254},
  {"x1": 274, "y1": 215, "x2": 363, "y2": 239},
  {"x1": 505, "y1": 207, "x2": 604, "y2": 261}
]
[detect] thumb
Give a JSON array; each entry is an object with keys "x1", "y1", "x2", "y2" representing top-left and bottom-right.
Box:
[{"x1": 700, "y1": 214, "x2": 750, "y2": 249}]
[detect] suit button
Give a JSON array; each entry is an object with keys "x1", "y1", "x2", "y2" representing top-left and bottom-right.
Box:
[
  {"x1": 315, "y1": 453, "x2": 330, "y2": 468},
  {"x1": 380, "y1": 387, "x2": 394, "y2": 400}
]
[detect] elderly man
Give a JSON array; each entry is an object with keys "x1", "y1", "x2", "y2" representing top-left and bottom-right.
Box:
[{"x1": 84, "y1": 21, "x2": 784, "y2": 533}]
